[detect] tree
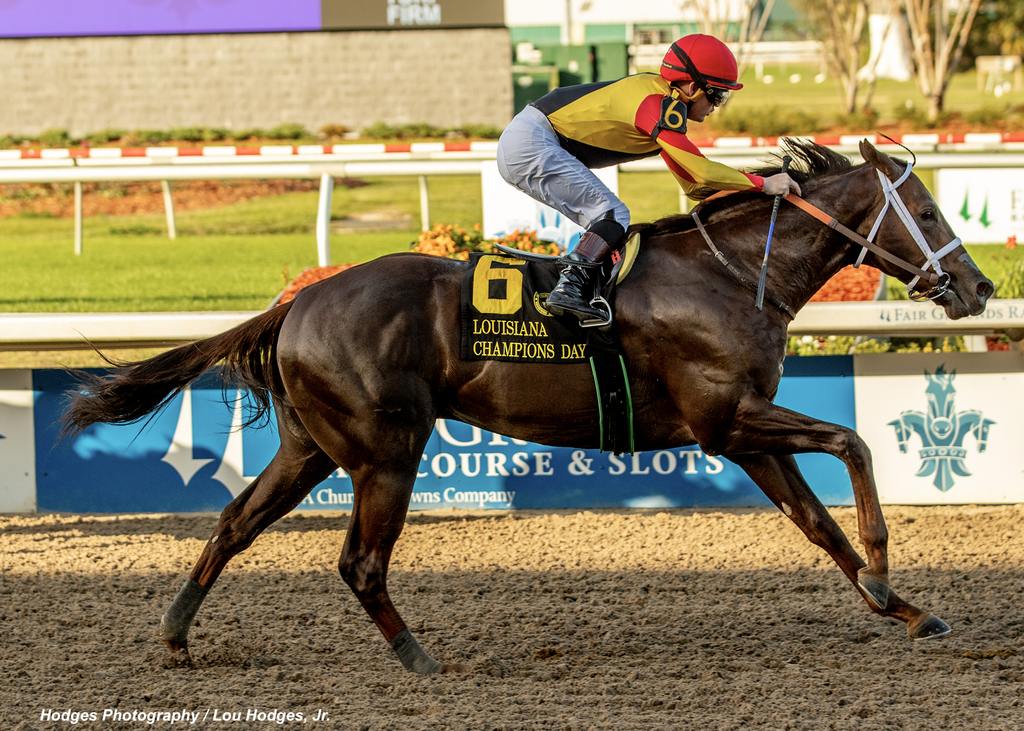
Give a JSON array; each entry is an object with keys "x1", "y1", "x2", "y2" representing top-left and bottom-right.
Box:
[
  {"x1": 901, "y1": 0, "x2": 984, "y2": 121},
  {"x1": 682, "y1": 0, "x2": 778, "y2": 73},
  {"x1": 795, "y1": 0, "x2": 872, "y2": 114},
  {"x1": 967, "y1": 0, "x2": 1024, "y2": 59}
]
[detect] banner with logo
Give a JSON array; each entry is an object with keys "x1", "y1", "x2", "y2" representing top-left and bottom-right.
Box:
[
  {"x1": 854, "y1": 352, "x2": 1024, "y2": 504},
  {"x1": 936, "y1": 168, "x2": 1024, "y2": 244},
  {"x1": 30, "y1": 356, "x2": 854, "y2": 513},
  {"x1": 322, "y1": 0, "x2": 505, "y2": 30},
  {"x1": 11, "y1": 352, "x2": 1022, "y2": 513}
]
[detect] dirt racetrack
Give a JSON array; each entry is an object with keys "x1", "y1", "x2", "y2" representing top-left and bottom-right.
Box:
[{"x1": 2, "y1": 506, "x2": 1022, "y2": 730}]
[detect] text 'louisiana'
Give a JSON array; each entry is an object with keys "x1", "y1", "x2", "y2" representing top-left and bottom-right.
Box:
[{"x1": 472, "y1": 318, "x2": 549, "y2": 338}]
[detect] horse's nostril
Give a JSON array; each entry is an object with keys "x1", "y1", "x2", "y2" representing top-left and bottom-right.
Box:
[{"x1": 977, "y1": 279, "x2": 995, "y2": 301}]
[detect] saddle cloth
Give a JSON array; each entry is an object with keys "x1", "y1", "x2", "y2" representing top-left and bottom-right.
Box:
[
  {"x1": 458, "y1": 234, "x2": 641, "y2": 454},
  {"x1": 459, "y1": 232, "x2": 640, "y2": 364}
]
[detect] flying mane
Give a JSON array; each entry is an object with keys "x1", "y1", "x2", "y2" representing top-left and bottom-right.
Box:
[{"x1": 631, "y1": 138, "x2": 858, "y2": 239}]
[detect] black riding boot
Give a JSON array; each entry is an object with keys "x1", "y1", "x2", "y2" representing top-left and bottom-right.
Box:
[{"x1": 545, "y1": 230, "x2": 616, "y2": 321}]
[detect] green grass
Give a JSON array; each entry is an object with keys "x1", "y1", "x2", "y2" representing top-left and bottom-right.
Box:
[
  {"x1": 0, "y1": 173, "x2": 685, "y2": 313},
  {"x1": 0, "y1": 178, "x2": 477, "y2": 313}
]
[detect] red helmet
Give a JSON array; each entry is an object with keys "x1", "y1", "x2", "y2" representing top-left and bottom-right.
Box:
[{"x1": 660, "y1": 34, "x2": 743, "y2": 91}]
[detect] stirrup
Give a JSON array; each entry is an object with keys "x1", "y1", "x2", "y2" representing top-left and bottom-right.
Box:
[{"x1": 580, "y1": 296, "x2": 612, "y2": 329}]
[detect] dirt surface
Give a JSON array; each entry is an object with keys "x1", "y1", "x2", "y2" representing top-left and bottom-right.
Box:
[{"x1": 2, "y1": 506, "x2": 1022, "y2": 730}]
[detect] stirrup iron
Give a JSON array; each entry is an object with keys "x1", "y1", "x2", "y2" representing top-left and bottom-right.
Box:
[{"x1": 580, "y1": 296, "x2": 612, "y2": 329}]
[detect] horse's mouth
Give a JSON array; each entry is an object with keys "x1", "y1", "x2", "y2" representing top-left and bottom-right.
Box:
[{"x1": 937, "y1": 287, "x2": 985, "y2": 320}]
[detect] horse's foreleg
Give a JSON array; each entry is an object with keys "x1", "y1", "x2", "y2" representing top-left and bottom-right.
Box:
[
  {"x1": 720, "y1": 396, "x2": 892, "y2": 610},
  {"x1": 732, "y1": 454, "x2": 949, "y2": 639},
  {"x1": 338, "y1": 463, "x2": 452, "y2": 675},
  {"x1": 160, "y1": 421, "x2": 335, "y2": 664}
]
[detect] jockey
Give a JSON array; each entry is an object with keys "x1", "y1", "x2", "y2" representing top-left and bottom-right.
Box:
[{"x1": 496, "y1": 33, "x2": 802, "y2": 322}]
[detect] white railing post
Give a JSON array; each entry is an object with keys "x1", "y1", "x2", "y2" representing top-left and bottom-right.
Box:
[
  {"x1": 161, "y1": 180, "x2": 177, "y2": 240},
  {"x1": 418, "y1": 175, "x2": 430, "y2": 231},
  {"x1": 73, "y1": 181, "x2": 83, "y2": 255},
  {"x1": 315, "y1": 173, "x2": 334, "y2": 267}
]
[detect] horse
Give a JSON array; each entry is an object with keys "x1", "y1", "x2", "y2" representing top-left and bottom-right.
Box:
[{"x1": 64, "y1": 139, "x2": 994, "y2": 674}]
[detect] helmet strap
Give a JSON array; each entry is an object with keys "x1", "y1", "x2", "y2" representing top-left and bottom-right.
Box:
[{"x1": 671, "y1": 80, "x2": 702, "y2": 102}]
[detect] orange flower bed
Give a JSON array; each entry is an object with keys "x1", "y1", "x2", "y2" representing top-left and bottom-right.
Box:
[
  {"x1": 277, "y1": 264, "x2": 357, "y2": 304},
  {"x1": 810, "y1": 265, "x2": 881, "y2": 302}
]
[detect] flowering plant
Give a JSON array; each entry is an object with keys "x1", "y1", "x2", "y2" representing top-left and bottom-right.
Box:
[{"x1": 411, "y1": 224, "x2": 561, "y2": 260}]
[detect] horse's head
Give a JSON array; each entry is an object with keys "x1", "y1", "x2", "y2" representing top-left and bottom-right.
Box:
[{"x1": 857, "y1": 140, "x2": 993, "y2": 319}]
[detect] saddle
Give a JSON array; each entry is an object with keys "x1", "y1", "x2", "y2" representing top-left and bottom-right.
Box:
[{"x1": 494, "y1": 230, "x2": 641, "y2": 328}]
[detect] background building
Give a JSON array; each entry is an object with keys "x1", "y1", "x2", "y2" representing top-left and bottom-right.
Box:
[{"x1": 0, "y1": 0, "x2": 512, "y2": 136}]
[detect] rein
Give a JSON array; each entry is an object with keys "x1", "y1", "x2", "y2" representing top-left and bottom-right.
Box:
[{"x1": 692, "y1": 161, "x2": 961, "y2": 312}]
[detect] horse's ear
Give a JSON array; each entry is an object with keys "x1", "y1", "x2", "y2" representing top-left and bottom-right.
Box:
[
  {"x1": 858, "y1": 139, "x2": 902, "y2": 178},
  {"x1": 858, "y1": 139, "x2": 880, "y2": 166}
]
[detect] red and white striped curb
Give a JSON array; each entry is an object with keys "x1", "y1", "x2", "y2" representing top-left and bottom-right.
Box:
[
  {"x1": 0, "y1": 132, "x2": 1021, "y2": 161},
  {"x1": 0, "y1": 140, "x2": 502, "y2": 161}
]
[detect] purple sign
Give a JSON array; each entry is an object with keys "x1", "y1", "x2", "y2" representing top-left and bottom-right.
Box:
[{"x1": 0, "y1": 0, "x2": 322, "y2": 38}]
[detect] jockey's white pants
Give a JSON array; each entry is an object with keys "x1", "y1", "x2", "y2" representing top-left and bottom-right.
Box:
[{"x1": 496, "y1": 104, "x2": 631, "y2": 233}]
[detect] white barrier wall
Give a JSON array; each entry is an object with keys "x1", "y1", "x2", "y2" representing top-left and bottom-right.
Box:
[{"x1": 481, "y1": 161, "x2": 619, "y2": 249}]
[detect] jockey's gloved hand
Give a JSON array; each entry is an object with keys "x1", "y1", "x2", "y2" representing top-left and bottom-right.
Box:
[{"x1": 762, "y1": 173, "x2": 801, "y2": 197}]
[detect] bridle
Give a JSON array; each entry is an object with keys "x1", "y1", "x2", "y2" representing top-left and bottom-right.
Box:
[
  {"x1": 784, "y1": 160, "x2": 960, "y2": 302},
  {"x1": 692, "y1": 158, "x2": 963, "y2": 315},
  {"x1": 855, "y1": 162, "x2": 961, "y2": 301}
]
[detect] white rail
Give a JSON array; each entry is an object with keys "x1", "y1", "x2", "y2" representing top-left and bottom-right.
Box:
[
  {"x1": 1, "y1": 300, "x2": 1021, "y2": 351},
  {"x1": 5, "y1": 145, "x2": 1024, "y2": 266}
]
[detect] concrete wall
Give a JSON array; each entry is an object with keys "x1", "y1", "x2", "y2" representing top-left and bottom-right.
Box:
[{"x1": 0, "y1": 28, "x2": 512, "y2": 136}]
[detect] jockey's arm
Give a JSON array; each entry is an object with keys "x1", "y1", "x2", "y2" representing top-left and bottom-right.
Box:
[
  {"x1": 634, "y1": 94, "x2": 797, "y2": 199},
  {"x1": 656, "y1": 132, "x2": 763, "y2": 197}
]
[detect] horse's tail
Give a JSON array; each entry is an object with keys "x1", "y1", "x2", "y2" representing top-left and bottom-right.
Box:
[{"x1": 63, "y1": 302, "x2": 294, "y2": 434}]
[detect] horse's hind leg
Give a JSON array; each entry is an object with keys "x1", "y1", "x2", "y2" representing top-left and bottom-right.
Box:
[
  {"x1": 161, "y1": 404, "x2": 336, "y2": 664},
  {"x1": 296, "y1": 401, "x2": 446, "y2": 674},
  {"x1": 337, "y1": 461, "x2": 452, "y2": 674},
  {"x1": 733, "y1": 454, "x2": 950, "y2": 640}
]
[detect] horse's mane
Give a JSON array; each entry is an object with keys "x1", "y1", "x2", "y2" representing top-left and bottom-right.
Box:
[{"x1": 630, "y1": 138, "x2": 856, "y2": 238}]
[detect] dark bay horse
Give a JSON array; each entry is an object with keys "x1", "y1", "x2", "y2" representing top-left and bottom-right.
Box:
[{"x1": 65, "y1": 140, "x2": 994, "y2": 674}]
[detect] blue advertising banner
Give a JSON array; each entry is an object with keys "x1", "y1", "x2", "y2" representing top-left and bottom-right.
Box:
[{"x1": 33, "y1": 356, "x2": 855, "y2": 513}]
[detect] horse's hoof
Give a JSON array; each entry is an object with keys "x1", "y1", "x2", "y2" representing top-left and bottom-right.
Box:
[
  {"x1": 857, "y1": 569, "x2": 891, "y2": 611},
  {"x1": 908, "y1": 613, "x2": 951, "y2": 640},
  {"x1": 163, "y1": 640, "x2": 193, "y2": 668}
]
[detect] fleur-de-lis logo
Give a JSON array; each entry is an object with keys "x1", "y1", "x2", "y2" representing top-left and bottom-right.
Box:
[{"x1": 888, "y1": 366, "x2": 995, "y2": 491}]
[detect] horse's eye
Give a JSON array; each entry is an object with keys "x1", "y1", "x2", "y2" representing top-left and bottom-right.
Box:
[{"x1": 920, "y1": 209, "x2": 936, "y2": 221}]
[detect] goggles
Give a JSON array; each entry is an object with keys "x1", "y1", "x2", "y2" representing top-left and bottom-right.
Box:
[{"x1": 704, "y1": 86, "x2": 731, "y2": 107}]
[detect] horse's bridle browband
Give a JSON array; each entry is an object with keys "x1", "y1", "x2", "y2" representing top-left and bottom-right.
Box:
[{"x1": 692, "y1": 160, "x2": 961, "y2": 313}]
